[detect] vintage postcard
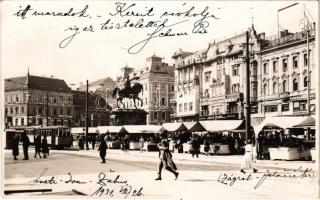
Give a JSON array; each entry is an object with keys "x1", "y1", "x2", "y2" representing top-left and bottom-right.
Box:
[{"x1": 1, "y1": 0, "x2": 319, "y2": 199}]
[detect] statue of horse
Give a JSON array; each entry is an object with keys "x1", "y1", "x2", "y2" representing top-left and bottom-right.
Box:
[{"x1": 112, "y1": 78, "x2": 143, "y2": 109}]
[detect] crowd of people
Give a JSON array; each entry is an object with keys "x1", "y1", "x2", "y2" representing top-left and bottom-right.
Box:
[{"x1": 11, "y1": 132, "x2": 49, "y2": 160}]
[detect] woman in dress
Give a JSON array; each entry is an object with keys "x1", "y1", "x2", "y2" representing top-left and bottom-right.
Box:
[{"x1": 240, "y1": 140, "x2": 258, "y2": 173}]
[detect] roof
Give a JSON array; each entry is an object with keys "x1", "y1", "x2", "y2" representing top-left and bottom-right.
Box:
[
  {"x1": 97, "y1": 126, "x2": 127, "y2": 134},
  {"x1": 253, "y1": 116, "x2": 309, "y2": 135},
  {"x1": 161, "y1": 122, "x2": 188, "y2": 132},
  {"x1": 79, "y1": 77, "x2": 115, "y2": 91},
  {"x1": 199, "y1": 120, "x2": 244, "y2": 132},
  {"x1": 122, "y1": 125, "x2": 162, "y2": 134},
  {"x1": 5, "y1": 75, "x2": 71, "y2": 93},
  {"x1": 71, "y1": 127, "x2": 98, "y2": 134},
  {"x1": 187, "y1": 121, "x2": 206, "y2": 132},
  {"x1": 292, "y1": 116, "x2": 315, "y2": 128}
]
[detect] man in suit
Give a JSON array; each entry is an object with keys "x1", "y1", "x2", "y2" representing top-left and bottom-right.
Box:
[
  {"x1": 21, "y1": 132, "x2": 30, "y2": 160},
  {"x1": 155, "y1": 139, "x2": 179, "y2": 180}
]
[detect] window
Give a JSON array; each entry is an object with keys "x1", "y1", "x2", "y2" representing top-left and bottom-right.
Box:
[
  {"x1": 263, "y1": 84, "x2": 268, "y2": 96},
  {"x1": 293, "y1": 101, "x2": 307, "y2": 111},
  {"x1": 282, "y1": 59, "x2": 288, "y2": 72},
  {"x1": 67, "y1": 109, "x2": 71, "y2": 115},
  {"x1": 272, "y1": 82, "x2": 277, "y2": 94},
  {"x1": 16, "y1": 95, "x2": 19, "y2": 102},
  {"x1": 179, "y1": 104, "x2": 182, "y2": 112},
  {"x1": 184, "y1": 103, "x2": 188, "y2": 112},
  {"x1": 272, "y1": 60, "x2": 278, "y2": 73},
  {"x1": 38, "y1": 107, "x2": 43, "y2": 114},
  {"x1": 21, "y1": 107, "x2": 25, "y2": 114},
  {"x1": 161, "y1": 97, "x2": 166, "y2": 106},
  {"x1": 53, "y1": 108, "x2": 57, "y2": 115},
  {"x1": 15, "y1": 107, "x2": 19, "y2": 115},
  {"x1": 60, "y1": 108, "x2": 63, "y2": 115},
  {"x1": 21, "y1": 118, "x2": 24, "y2": 126},
  {"x1": 154, "y1": 112, "x2": 158, "y2": 120},
  {"x1": 204, "y1": 89, "x2": 209, "y2": 98},
  {"x1": 189, "y1": 102, "x2": 193, "y2": 111},
  {"x1": 232, "y1": 65, "x2": 240, "y2": 76},
  {"x1": 263, "y1": 63, "x2": 268, "y2": 74},
  {"x1": 303, "y1": 53, "x2": 308, "y2": 66},
  {"x1": 293, "y1": 56, "x2": 298, "y2": 68},
  {"x1": 282, "y1": 103, "x2": 289, "y2": 111},
  {"x1": 10, "y1": 107, "x2": 13, "y2": 114},
  {"x1": 293, "y1": 78, "x2": 298, "y2": 91},
  {"x1": 304, "y1": 77, "x2": 308, "y2": 88},
  {"x1": 15, "y1": 118, "x2": 18, "y2": 126},
  {"x1": 264, "y1": 105, "x2": 278, "y2": 112},
  {"x1": 171, "y1": 85, "x2": 174, "y2": 92},
  {"x1": 162, "y1": 112, "x2": 166, "y2": 120},
  {"x1": 282, "y1": 80, "x2": 287, "y2": 92},
  {"x1": 204, "y1": 71, "x2": 211, "y2": 82}
]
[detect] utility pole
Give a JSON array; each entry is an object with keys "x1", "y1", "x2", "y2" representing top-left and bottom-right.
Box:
[
  {"x1": 85, "y1": 80, "x2": 89, "y2": 150},
  {"x1": 245, "y1": 31, "x2": 251, "y2": 142}
]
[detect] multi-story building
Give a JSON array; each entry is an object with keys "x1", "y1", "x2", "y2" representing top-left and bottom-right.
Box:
[
  {"x1": 4, "y1": 72, "x2": 74, "y2": 128},
  {"x1": 172, "y1": 27, "x2": 263, "y2": 121},
  {"x1": 253, "y1": 26, "x2": 316, "y2": 117},
  {"x1": 78, "y1": 77, "x2": 116, "y2": 108},
  {"x1": 116, "y1": 55, "x2": 175, "y2": 125},
  {"x1": 171, "y1": 49, "x2": 201, "y2": 122},
  {"x1": 72, "y1": 90, "x2": 110, "y2": 127}
]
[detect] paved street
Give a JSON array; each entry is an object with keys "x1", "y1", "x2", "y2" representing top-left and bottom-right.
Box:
[{"x1": 4, "y1": 148, "x2": 318, "y2": 199}]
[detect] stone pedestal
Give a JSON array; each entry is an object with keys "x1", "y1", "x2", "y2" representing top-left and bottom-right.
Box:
[{"x1": 110, "y1": 108, "x2": 148, "y2": 125}]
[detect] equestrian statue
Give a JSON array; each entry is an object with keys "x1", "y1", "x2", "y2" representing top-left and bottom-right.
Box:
[{"x1": 112, "y1": 76, "x2": 143, "y2": 109}]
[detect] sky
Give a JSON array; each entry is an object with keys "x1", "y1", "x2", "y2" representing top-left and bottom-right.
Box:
[{"x1": 1, "y1": 1, "x2": 318, "y2": 88}]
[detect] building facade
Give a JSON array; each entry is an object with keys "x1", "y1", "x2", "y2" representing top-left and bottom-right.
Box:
[
  {"x1": 4, "y1": 72, "x2": 73, "y2": 128},
  {"x1": 171, "y1": 24, "x2": 316, "y2": 122},
  {"x1": 116, "y1": 55, "x2": 175, "y2": 125},
  {"x1": 253, "y1": 26, "x2": 316, "y2": 117}
]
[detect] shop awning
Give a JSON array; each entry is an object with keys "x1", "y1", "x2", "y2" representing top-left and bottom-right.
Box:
[
  {"x1": 292, "y1": 116, "x2": 315, "y2": 128},
  {"x1": 253, "y1": 116, "x2": 308, "y2": 135},
  {"x1": 199, "y1": 120, "x2": 244, "y2": 132},
  {"x1": 71, "y1": 127, "x2": 98, "y2": 134},
  {"x1": 123, "y1": 125, "x2": 162, "y2": 134},
  {"x1": 97, "y1": 126, "x2": 127, "y2": 134},
  {"x1": 186, "y1": 121, "x2": 206, "y2": 132},
  {"x1": 161, "y1": 122, "x2": 188, "y2": 132}
]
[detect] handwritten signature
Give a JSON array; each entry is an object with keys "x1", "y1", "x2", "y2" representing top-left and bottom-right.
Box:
[
  {"x1": 12, "y1": 2, "x2": 220, "y2": 54},
  {"x1": 218, "y1": 167, "x2": 315, "y2": 189}
]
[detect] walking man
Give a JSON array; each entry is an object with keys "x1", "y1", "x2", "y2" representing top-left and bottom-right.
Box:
[
  {"x1": 139, "y1": 136, "x2": 145, "y2": 153},
  {"x1": 155, "y1": 139, "x2": 179, "y2": 180},
  {"x1": 21, "y1": 132, "x2": 30, "y2": 160},
  {"x1": 98, "y1": 137, "x2": 107, "y2": 163},
  {"x1": 34, "y1": 134, "x2": 42, "y2": 158},
  {"x1": 12, "y1": 133, "x2": 20, "y2": 160},
  {"x1": 92, "y1": 135, "x2": 96, "y2": 150}
]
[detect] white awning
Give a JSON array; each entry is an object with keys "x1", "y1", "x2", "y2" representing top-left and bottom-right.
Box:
[
  {"x1": 123, "y1": 125, "x2": 162, "y2": 134},
  {"x1": 161, "y1": 122, "x2": 187, "y2": 132},
  {"x1": 253, "y1": 116, "x2": 308, "y2": 135},
  {"x1": 97, "y1": 126, "x2": 126, "y2": 134},
  {"x1": 292, "y1": 116, "x2": 315, "y2": 128},
  {"x1": 199, "y1": 120, "x2": 244, "y2": 132},
  {"x1": 71, "y1": 127, "x2": 98, "y2": 134}
]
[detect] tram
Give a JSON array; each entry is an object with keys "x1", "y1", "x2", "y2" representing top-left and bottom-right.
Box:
[{"x1": 5, "y1": 126, "x2": 73, "y2": 149}]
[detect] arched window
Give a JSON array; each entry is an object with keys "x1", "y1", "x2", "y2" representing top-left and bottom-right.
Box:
[
  {"x1": 263, "y1": 84, "x2": 268, "y2": 96},
  {"x1": 293, "y1": 78, "x2": 299, "y2": 91},
  {"x1": 282, "y1": 80, "x2": 287, "y2": 92},
  {"x1": 272, "y1": 82, "x2": 277, "y2": 94},
  {"x1": 304, "y1": 77, "x2": 308, "y2": 88}
]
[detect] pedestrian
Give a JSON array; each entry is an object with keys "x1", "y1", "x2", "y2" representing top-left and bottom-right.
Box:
[
  {"x1": 122, "y1": 135, "x2": 130, "y2": 154},
  {"x1": 203, "y1": 134, "x2": 210, "y2": 156},
  {"x1": 34, "y1": 134, "x2": 42, "y2": 158},
  {"x1": 139, "y1": 136, "x2": 145, "y2": 153},
  {"x1": 42, "y1": 134, "x2": 49, "y2": 158},
  {"x1": 21, "y1": 132, "x2": 30, "y2": 160},
  {"x1": 78, "y1": 136, "x2": 84, "y2": 150},
  {"x1": 12, "y1": 133, "x2": 20, "y2": 160},
  {"x1": 190, "y1": 135, "x2": 200, "y2": 158},
  {"x1": 92, "y1": 135, "x2": 96, "y2": 150},
  {"x1": 240, "y1": 140, "x2": 258, "y2": 173},
  {"x1": 155, "y1": 139, "x2": 179, "y2": 181},
  {"x1": 98, "y1": 137, "x2": 107, "y2": 163}
]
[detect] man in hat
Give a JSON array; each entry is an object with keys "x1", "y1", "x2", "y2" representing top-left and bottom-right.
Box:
[{"x1": 155, "y1": 139, "x2": 179, "y2": 180}]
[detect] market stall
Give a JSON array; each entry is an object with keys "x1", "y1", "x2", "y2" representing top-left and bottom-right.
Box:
[{"x1": 254, "y1": 116, "x2": 314, "y2": 161}]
